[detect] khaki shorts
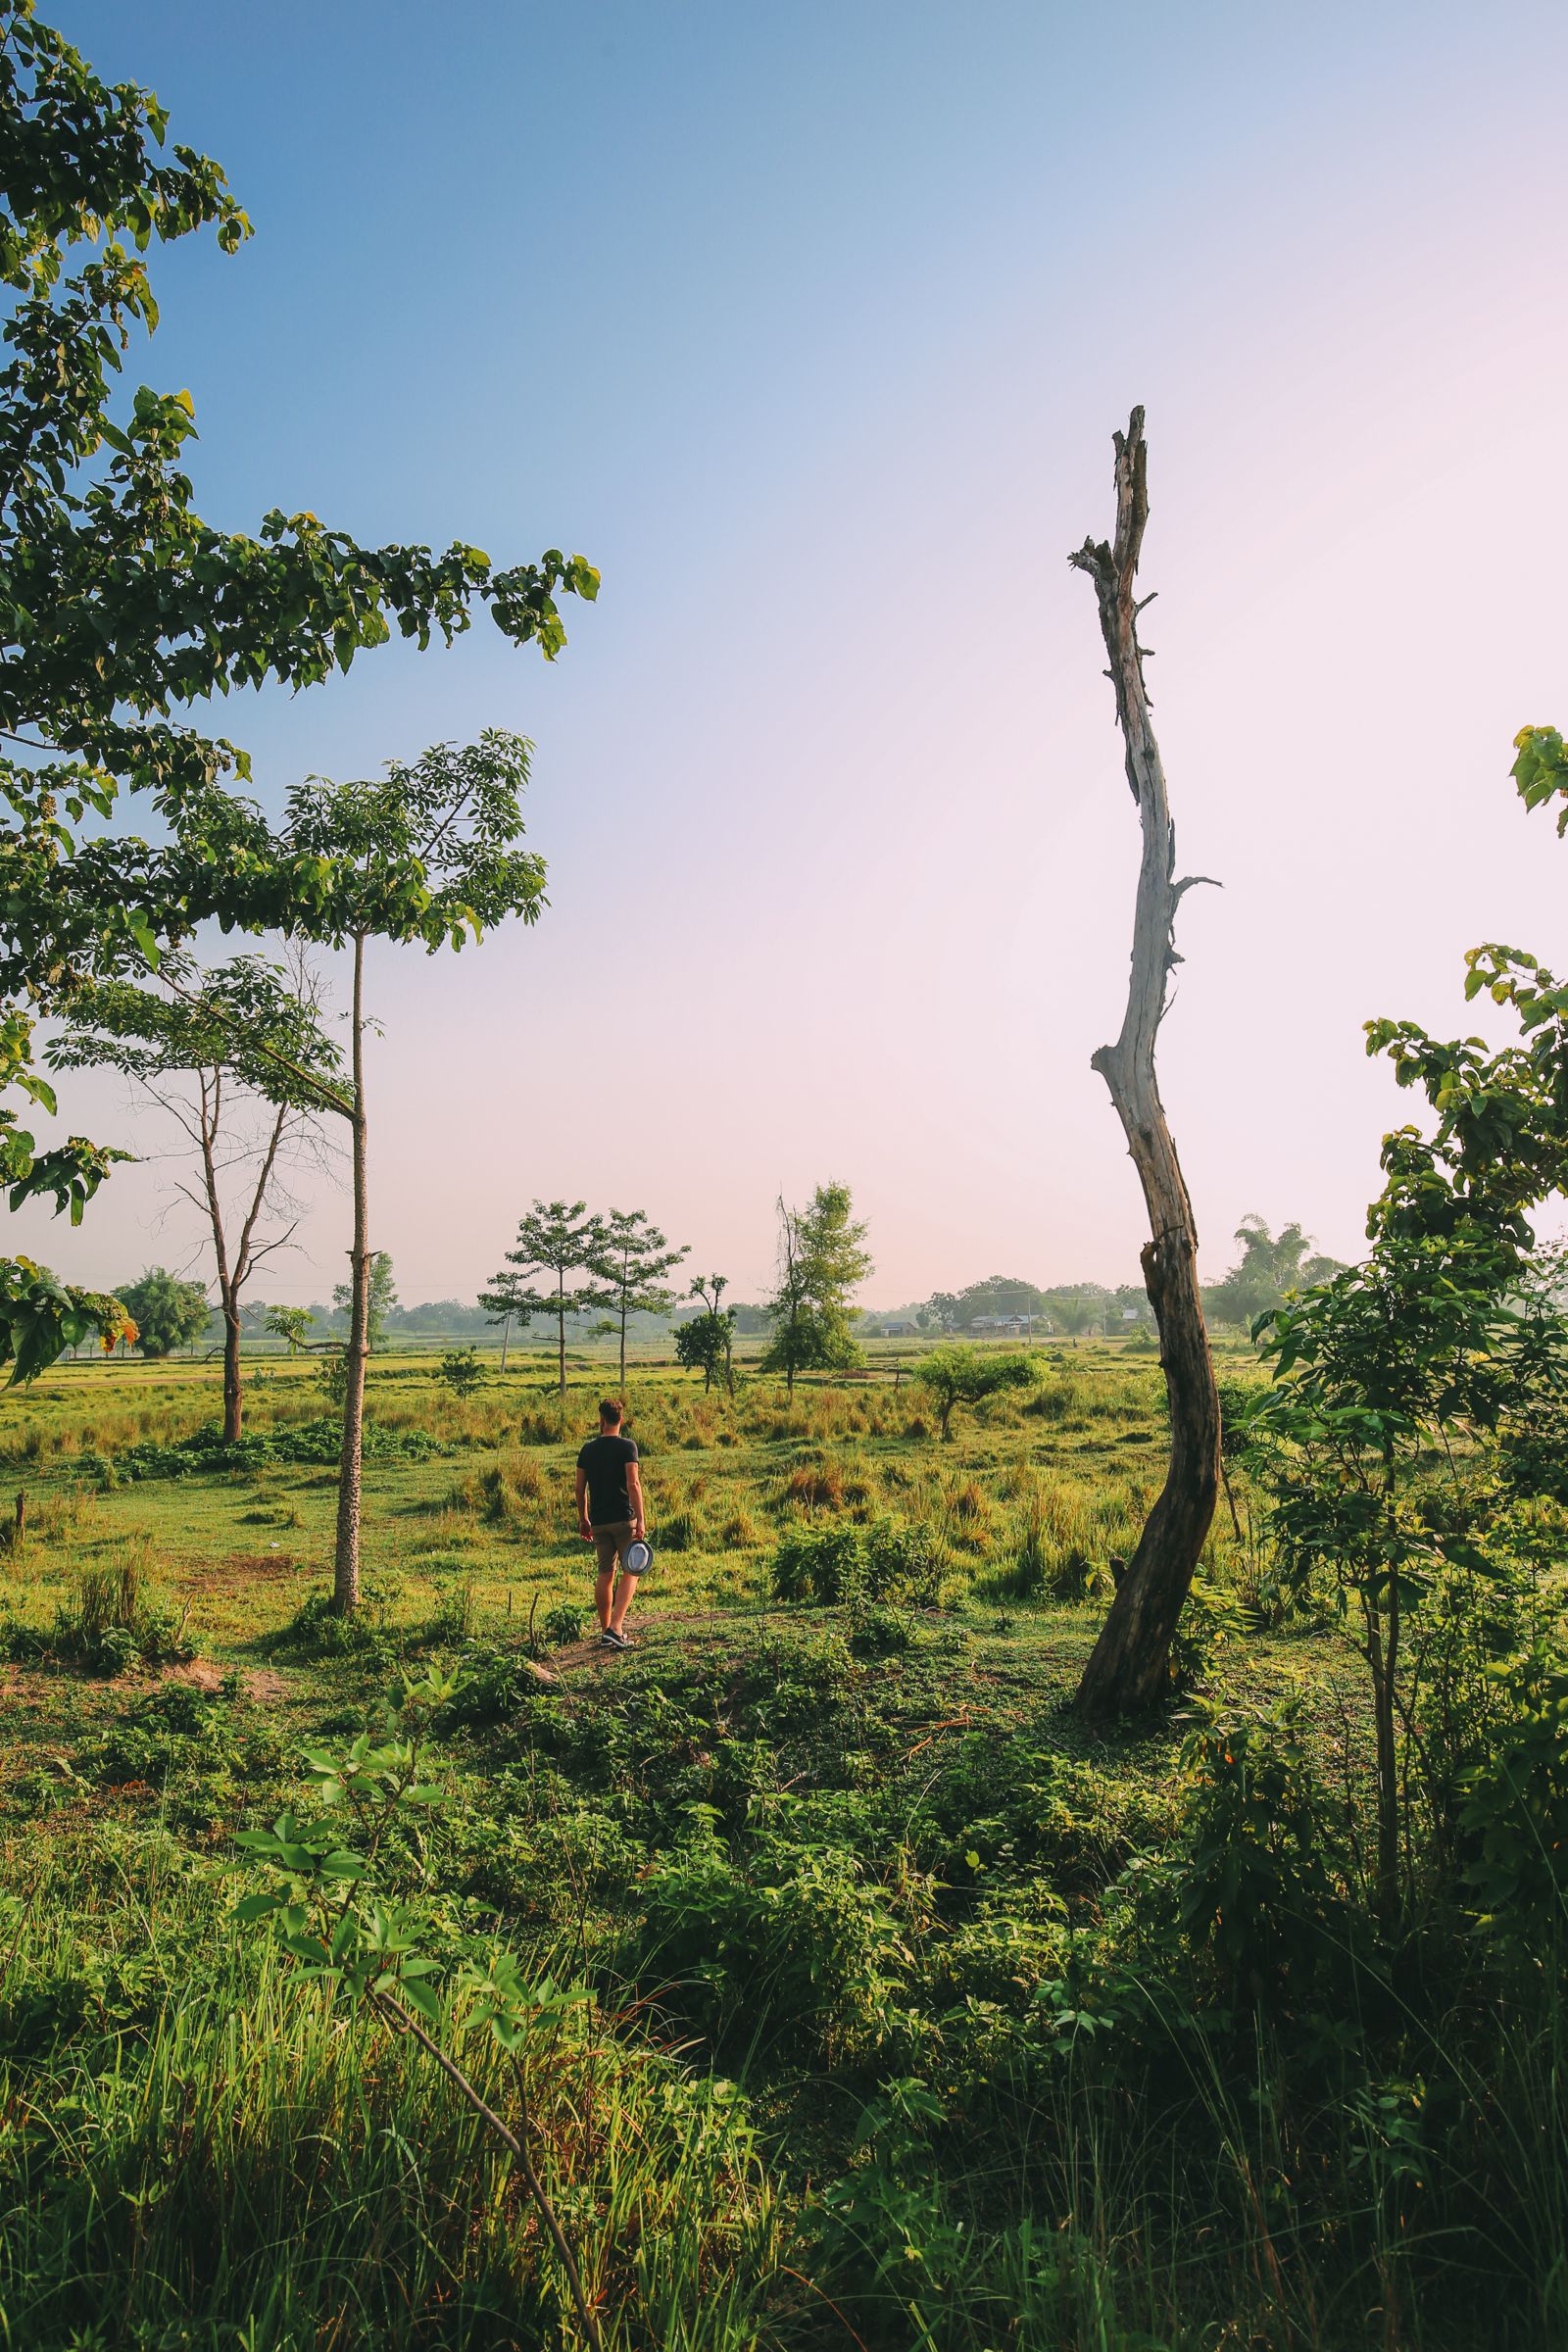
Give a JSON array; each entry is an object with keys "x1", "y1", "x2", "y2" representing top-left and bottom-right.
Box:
[{"x1": 592, "y1": 1521, "x2": 639, "y2": 1576}]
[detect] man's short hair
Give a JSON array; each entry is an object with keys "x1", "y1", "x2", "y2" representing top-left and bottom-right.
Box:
[{"x1": 598, "y1": 1397, "x2": 624, "y2": 1427}]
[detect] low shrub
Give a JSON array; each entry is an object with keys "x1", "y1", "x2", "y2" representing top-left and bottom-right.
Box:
[
  {"x1": 771, "y1": 1515, "x2": 949, "y2": 1608},
  {"x1": 111, "y1": 1420, "x2": 442, "y2": 1481},
  {"x1": 261, "y1": 1590, "x2": 389, "y2": 1662},
  {"x1": 541, "y1": 1600, "x2": 588, "y2": 1649},
  {"x1": 1, "y1": 1558, "x2": 193, "y2": 1676}
]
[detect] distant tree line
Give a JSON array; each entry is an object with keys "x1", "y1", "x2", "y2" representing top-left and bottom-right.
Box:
[
  {"x1": 865, "y1": 1219, "x2": 1347, "y2": 1342},
  {"x1": 100, "y1": 1211, "x2": 1342, "y2": 1376}
]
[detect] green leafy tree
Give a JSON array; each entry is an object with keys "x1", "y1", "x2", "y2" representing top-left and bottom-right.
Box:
[
  {"x1": 762, "y1": 1182, "x2": 873, "y2": 1397},
  {"x1": 674, "y1": 1273, "x2": 736, "y2": 1394},
  {"x1": 481, "y1": 1201, "x2": 610, "y2": 1422},
  {"x1": 1206, "y1": 1216, "x2": 1344, "y2": 1331},
  {"x1": 274, "y1": 738, "x2": 550, "y2": 1616},
  {"x1": 50, "y1": 952, "x2": 337, "y2": 1438},
  {"x1": 164, "y1": 735, "x2": 553, "y2": 1616},
  {"x1": 0, "y1": 8, "x2": 595, "y2": 1380},
  {"x1": 913, "y1": 1344, "x2": 1036, "y2": 1440},
  {"x1": 335, "y1": 1251, "x2": 398, "y2": 1354},
  {"x1": 437, "y1": 1346, "x2": 484, "y2": 1399},
  {"x1": 265, "y1": 1304, "x2": 315, "y2": 1356},
  {"x1": 1247, "y1": 737, "x2": 1568, "y2": 1916},
  {"x1": 116, "y1": 1264, "x2": 209, "y2": 1359},
  {"x1": 586, "y1": 1207, "x2": 688, "y2": 1395}
]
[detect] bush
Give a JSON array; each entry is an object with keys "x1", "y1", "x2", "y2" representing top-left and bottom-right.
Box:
[
  {"x1": 541, "y1": 1600, "x2": 588, "y2": 1650},
  {"x1": 771, "y1": 1515, "x2": 948, "y2": 1608},
  {"x1": 111, "y1": 1420, "x2": 440, "y2": 1481},
  {"x1": 262, "y1": 1590, "x2": 388, "y2": 1662},
  {"x1": 1158, "y1": 1701, "x2": 1342, "y2": 2007},
  {"x1": 1462, "y1": 1645, "x2": 1568, "y2": 1957},
  {"x1": 437, "y1": 1347, "x2": 485, "y2": 1398},
  {"x1": 1166, "y1": 1576, "x2": 1243, "y2": 1691}
]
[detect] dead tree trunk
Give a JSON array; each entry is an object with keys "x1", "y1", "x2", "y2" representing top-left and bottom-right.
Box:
[{"x1": 1069, "y1": 409, "x2": 1221, "y2": 1721}]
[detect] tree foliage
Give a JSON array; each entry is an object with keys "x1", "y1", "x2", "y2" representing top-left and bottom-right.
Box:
[
  {"x1": 335, "y1": 1252, "x2": 397, "y2": 1353},
  {"x1": 481, "y1": 1201, "x2": 610, "y2": 1413},
  {"x1": 674, "y1": 1273, "x2": 736, "y2": 1394},
  {"x1": 265, "y1": 1304, "x2": 314, "y2": 1355},
  {"x1": 586, "y1": 1207, "x2": 687, "y2": 1393},
  {"x1": 115, "y1": 1263, "x2": 209, "y2": 1358},
  {"x1": 913, "y1": 1344, "x2": 1036, "y2": 1440},
  {"x1": 0, "y1": 7, "x2": 595, "y2": 1378},
  {"x1": 51, "y1": 950, "x2": 337, "y2": 1435},
  {"x1": 1246, "y1": 730, "x2": 1568, "y2": 1915},
  {"x1": 762, "y1": 1182, "x2": 872, "y2": 1395},
  {"x1": 1206, "y1": 1216, "x2": 1344, "y2": 1331},
  {"x1": 0, "y1": 1253, "x2": 131, "y2": 1381}
]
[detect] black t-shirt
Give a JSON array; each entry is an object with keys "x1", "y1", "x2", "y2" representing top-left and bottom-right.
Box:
[{"x1": 576, "y1": 1432, "x2": 638, "y2": 1526}]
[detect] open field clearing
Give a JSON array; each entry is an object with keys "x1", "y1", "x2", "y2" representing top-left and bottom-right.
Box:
[{"x1": 6, "y1": 1345, "x2": 1562, "y2": 2351}]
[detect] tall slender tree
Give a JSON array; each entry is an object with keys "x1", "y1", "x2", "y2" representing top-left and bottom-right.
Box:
[
  {"x1": 1067, "y1": 411, "x2": 1221, "y2": 1722},
  {"x1": 588, "y1": 1208, "x2": 688, "y2": 1395},
  {"x1": 149, "y1": 734, "x2": 551, "y2": 1616},
  {"x1": 762, "y1": 1182, "x2": 873, "y2": 1397},
  {"x1": 481, "y1": 1201, "x2": 610, "y2": 1424},
  {"x1": 49, "y1": 952, "x2": 337, "y2": 1439}
]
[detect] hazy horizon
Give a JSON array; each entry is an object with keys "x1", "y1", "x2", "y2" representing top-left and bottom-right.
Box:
[{"x1": 14, "y1": 0, "x2": 1568, "y2": 1308}]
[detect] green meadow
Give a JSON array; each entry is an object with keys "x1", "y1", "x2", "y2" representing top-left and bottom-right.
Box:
[{"x1": 4, "y1": 1340, "x2": 1560, "y2": 2351}]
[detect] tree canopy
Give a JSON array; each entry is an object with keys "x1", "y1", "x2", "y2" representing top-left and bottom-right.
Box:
[
  {"x1": 0, "y1": 8, "x2": 595, "y2": 1376},
  {"x1": 115, "y1": 1264, "x2": 208, "y2": 1358},
  {"x1": 1206, "y1": 1216, "x2": 1344, "y2": 1330},
  {"x1": 761, "y1": 1182, "x2": 872, "y2": 1395},
  {"x1": 482, "y1": 1201, "x2": 610, "y2": 1414},
  {"x1": 914, "y1": 1344, "x2": 1036, "y2": 1440}
]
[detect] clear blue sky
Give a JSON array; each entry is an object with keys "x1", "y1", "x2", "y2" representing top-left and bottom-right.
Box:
[{"x1": 24, "y1": 0, "x2": 1568, "y2": 1306}]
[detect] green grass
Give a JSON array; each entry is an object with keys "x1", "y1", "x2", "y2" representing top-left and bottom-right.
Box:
[{"x1": 0, "y1": 1345, "x2": 1562, "y2": 2349}]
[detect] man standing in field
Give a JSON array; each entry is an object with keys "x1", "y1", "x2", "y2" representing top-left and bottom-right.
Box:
[{"x1": 575, "y1": 1396, "x2": 648, "y2": 1650}]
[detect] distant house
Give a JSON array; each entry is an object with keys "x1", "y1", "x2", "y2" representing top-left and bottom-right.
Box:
[
  {"x1": 878, "y1": 1320, "x2": 917, "y2": 1339},
  {"x1": 968, "y1": 1313, "x2": 1030, "y2": 1337}
]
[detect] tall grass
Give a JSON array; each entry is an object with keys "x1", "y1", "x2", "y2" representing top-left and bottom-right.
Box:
[{"x1": 0, "y1": 1837, "x2": 780, "y2": 2352}]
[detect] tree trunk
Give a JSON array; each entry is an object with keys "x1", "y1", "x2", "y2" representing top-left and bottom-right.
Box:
[
  {"x1": 333, "y1": 933, "x2": 370, "y2": 1616},
  {"x1": 221, "y1": 1296, "x2": 243, "y2": 1443},
  {"x1": 556, "y1": 1274, "x2": 566, "y2": 1423},
  {"x1": 1364, "y1": 1585, "x2": 1401, "y2": 1925},
  {"x1": 1070, "y1": 411, "x2": 1221, "y2": 1722},
  {"x1": 619, "y1": 1298, "x2": 627, "y2": 1398},
  {"x1": 499, "y1": 1313, "x2": 510, "y2": 1373}
]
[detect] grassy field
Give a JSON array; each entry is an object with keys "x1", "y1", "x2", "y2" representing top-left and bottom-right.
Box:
[{"x1": 0, "y1": 1344, "x2": 1559, "y2": 2350}]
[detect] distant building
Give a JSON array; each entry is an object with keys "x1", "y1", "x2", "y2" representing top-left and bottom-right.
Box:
[{"x1": 878, "y1": 1320, "x2": 917, "y2": 1338}]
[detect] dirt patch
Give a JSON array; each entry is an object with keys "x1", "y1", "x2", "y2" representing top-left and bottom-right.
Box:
[
  {"x1": 167, "y1": 1657, "x2": 225, "y2": 1693},
  {"x1": 163, "y1": 1659, "x2": 289, "y2": 1704},
  {"x1": 175, "y1": 1551, "x2": 301, "y2": 1595}
]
